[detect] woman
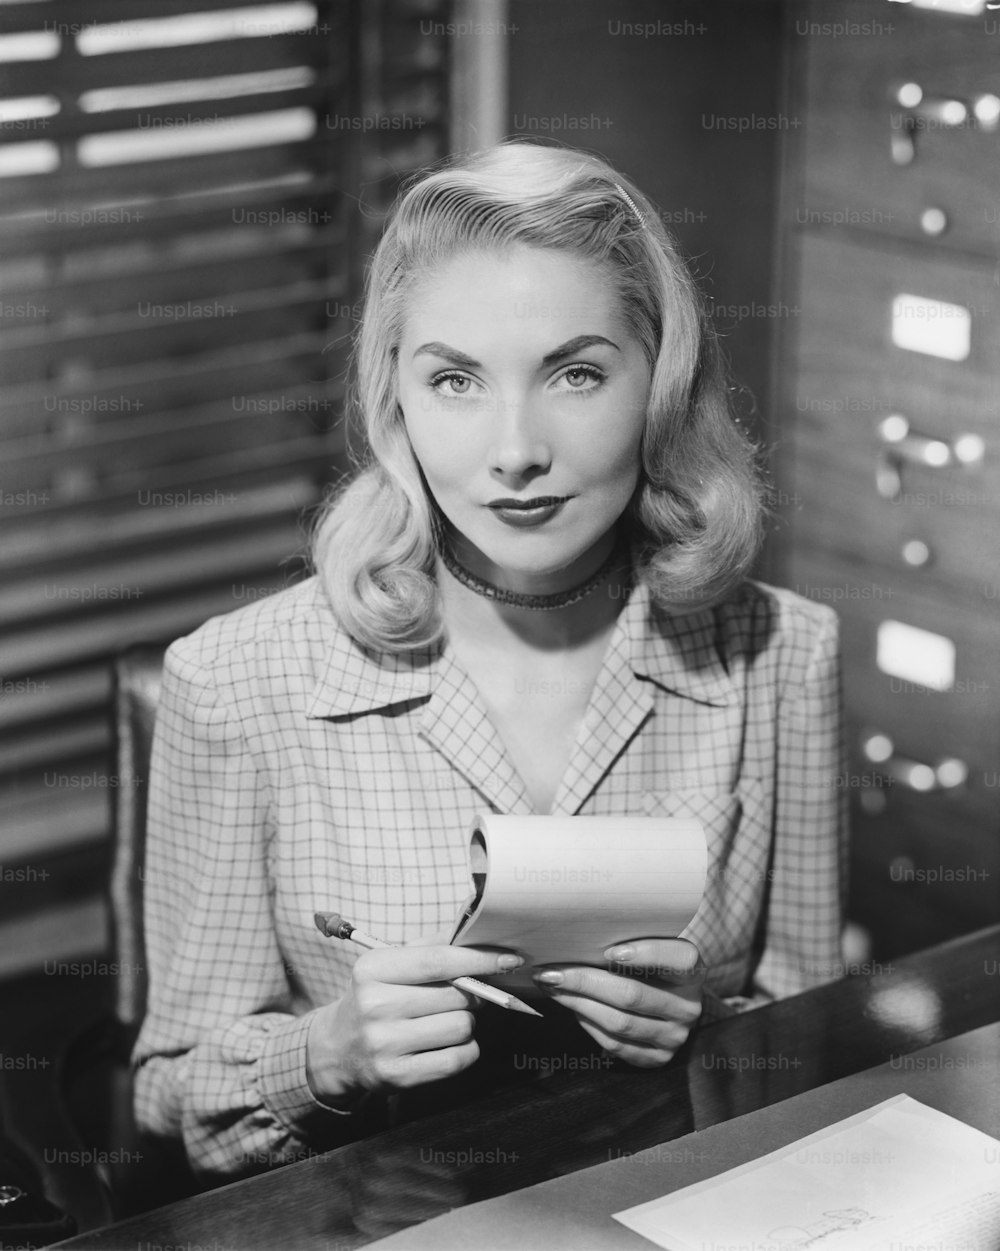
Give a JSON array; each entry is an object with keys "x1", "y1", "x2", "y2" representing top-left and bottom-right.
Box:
[{"x1": 134, "y1": 141, "x2": 845, "y2": 1181}]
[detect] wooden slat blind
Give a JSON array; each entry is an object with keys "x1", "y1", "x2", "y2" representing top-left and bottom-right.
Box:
[{"x1": 0, "y1": 0, "x2": 452, "y2": 972}]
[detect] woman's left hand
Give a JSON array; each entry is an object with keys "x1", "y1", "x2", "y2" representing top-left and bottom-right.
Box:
[{"x1": 531, "y1": 938, "x2": 705, "y2": 1068}]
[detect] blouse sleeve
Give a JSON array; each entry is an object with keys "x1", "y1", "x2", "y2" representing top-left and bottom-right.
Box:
[
  {"x1": 751, "y1": 603, "x2": 849, "y2": 1000},
  {"x1": 132, "y1": 640, "x2": 351, "y2": 1180}
]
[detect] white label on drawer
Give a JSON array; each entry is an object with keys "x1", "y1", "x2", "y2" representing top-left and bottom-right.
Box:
[
  {"x1": 876, "y1": 619, "x2": 956, "y2": 691},
  {"x1": 891, "y1": 293, "x2": 971, "y2": 361},
  {"x1": 901, "y1": 0, "x2": 986, "y2": 14}
]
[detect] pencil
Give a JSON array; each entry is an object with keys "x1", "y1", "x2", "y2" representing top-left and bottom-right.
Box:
[{"x1": 313, "y1": 911, "x2": 543, "y2": 1017}]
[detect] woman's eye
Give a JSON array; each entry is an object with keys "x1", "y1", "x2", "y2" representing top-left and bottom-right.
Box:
[
  {"x1": 555, "y1": 364, "x2": 604, "y2": 392},
  {"x1": 430, "y1": 371, "x2": 477, "y2": 397}
]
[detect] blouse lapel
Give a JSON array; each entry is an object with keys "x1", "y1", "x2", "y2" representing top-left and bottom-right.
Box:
[{"x1": 418, "y1": 646, "x2": 535, "y2": 816}]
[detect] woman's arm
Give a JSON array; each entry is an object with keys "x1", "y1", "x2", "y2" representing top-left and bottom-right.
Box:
[
  {"x1": 134, "y1": 638, "x2": 526, "y2": 1180},
  {"x1": 752, "y1": 603, "x2": 848, "y2": 999},
  {"x1": 133, "y1": 641, "x2": 355, "y2": 1180}
]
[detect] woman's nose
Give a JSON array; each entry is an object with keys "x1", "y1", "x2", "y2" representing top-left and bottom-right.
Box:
[{"x1": 488, "y1": 396, "x2": 552, "y2": 478}]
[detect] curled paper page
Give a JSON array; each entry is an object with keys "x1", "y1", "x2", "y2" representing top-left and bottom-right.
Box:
[{"x1": 449, "y1": 813, "x2": 707, "y2": 980}]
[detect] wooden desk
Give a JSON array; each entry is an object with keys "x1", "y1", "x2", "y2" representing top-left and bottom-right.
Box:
[
  {"x1": 369, "y1": 1021, "x2": 1000, "y2": 1250},
  {"x1": 53, "y1": 926, "x2": 1000, "y2": 1251}
]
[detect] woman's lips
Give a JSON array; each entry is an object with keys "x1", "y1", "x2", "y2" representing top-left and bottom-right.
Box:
[{"x1": 486, "y1": 497, "x2": 570, "y2": 527}]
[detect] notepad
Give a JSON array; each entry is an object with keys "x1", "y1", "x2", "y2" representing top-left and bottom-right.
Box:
[
  {"x1": 449, "y1": 813, "x2": 707, "y2": 990},
  {"x1": 614, "y1": 1094, "x2": 1000, "y2": 1251}
]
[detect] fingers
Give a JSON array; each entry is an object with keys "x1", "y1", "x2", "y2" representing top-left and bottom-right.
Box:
[
  {"x1": 574, "y1": 1019, "x2": 679, "y2": 1069},
  {"x1": 535, "y1": 966, "x2": 700, "y2": 1037},
  {"x1": 349, "y1": 948, "x2": 481, "y2": 1018},
  {"x1": 353, "y1": 977, "x2": 474, "y2": 1020},
  {"x1": 531, "y1": 946, "x2": 705, "y2": 1066},
  {"x1": 333, "y1": 988, "x2": 482, "y2": 1092},
  {"x1": 365, "y1": 1009, "x2": 480, "y2": 1088},
  {"x1": 378, "y1": 1038, "x2": 481, "y2": 1088},
  {"x1": 537, "y1": 964, "x2": 703, "y2": 1022},
  {"x1": 356, "y1": 943, "x2": 522, "y2": 988},
  {"x1": 602, "y1": 938, "x2": 706, "y2": 984},
  {"x1": 337, "y1": 943, "x2": 521, "y2": 1093}
]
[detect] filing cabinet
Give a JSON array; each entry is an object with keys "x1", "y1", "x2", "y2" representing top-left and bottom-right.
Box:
[
  {"x1": 791, "y1": 231, "x2": 997, "y2": 602},
  {"x1": 799, "y1": 1, "x2": 1000, "y2": 256},
  {"x1": 773, "y1": 0, "x2": 1000, "y2": 957}
]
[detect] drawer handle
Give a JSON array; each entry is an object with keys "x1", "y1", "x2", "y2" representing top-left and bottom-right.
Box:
[
  {"x1": 889, "y1": 83, "x2": 1000, "y2": 164},
  {"x1": 875, "y1": 415, "x2": 985, "y2": 501},
  {"x1": 862, "y1": 731, "x2": 968, "y2": 792},
  {"x1": 901, "y1": 539, "x2": 932, "y2": 568}
]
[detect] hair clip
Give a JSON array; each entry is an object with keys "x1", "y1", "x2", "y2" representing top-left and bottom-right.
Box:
[{"x1": 613, "y1": 182, "x2": 646, "y2": 228}]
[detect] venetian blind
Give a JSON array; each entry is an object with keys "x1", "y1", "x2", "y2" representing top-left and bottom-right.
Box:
[{"x1": 0, "y1": 0, "x2": 451, "y2": 972}]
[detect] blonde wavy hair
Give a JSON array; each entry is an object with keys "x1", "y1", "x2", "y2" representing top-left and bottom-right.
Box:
[{"x1": 312, "y1": 141, "x2": 766, "y2": 651}]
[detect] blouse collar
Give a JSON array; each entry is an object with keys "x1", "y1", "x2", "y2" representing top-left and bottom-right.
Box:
[{"x1": 306, "y1": 576, "x2": 736, "y2": 719}]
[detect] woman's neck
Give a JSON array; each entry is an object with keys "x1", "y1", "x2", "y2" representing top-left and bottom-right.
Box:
[{"x1": 436, "y1": 546, "x2": 633, "y2": 654}]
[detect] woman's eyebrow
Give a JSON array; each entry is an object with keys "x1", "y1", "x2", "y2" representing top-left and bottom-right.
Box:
[
  {"x1": 412, "y1": 334, "x2": 621, "y2": 369},
  {"x1": 412, "y1": 341, "x2": 481, "y2": 368},
  {"x1": 540, "y1": 334, "x2": 621, "y2": 366}
]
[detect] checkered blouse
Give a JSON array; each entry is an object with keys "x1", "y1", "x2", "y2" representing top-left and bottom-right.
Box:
[{"x1": 133, "y1": 573, "x2": 846, "y2": 1179}]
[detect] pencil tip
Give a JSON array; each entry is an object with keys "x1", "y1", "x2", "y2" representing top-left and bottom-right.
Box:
[{"x1": 511, "y1": 999, "x2": 544, "y2": 1017}]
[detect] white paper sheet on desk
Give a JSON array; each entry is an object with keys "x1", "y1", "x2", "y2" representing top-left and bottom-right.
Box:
[
  {"x1": 614, "y1": 1094, "x2": 1000, "y2": 1251},
  {"x1": 449, "y1": 814, "x2": 706, "y2": 982}
]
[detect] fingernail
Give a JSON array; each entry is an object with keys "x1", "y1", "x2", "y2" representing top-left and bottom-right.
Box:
[
  {"x1": 496, "y1": 954, "x2": 524, "y2": 972},
  {"x1": 533, "y1": 969, "x2": 563, "y2": 987},
  {"x1": 604, "y1": 945, "x2": 635, "y2": 962}
]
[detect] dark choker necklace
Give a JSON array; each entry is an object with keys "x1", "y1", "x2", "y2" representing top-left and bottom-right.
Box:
[{"x1": 438, "y1": 538, "x2": 629, "y2": 611}]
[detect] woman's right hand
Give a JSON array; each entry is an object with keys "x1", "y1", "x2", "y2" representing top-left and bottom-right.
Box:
[{"x1": 305, "y1": 944, "x2": 523, "y2": 1106}]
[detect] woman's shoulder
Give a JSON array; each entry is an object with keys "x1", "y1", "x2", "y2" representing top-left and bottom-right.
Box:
[
  {"x1": 162, "y1": 575, "x2": 351, "y2": 689},
  {"x1": 721, "y1": 578, "x2": 837, "y2": 640},
  {"x1": 710, "y1": 579, "x2": 839, "y2": 693}
]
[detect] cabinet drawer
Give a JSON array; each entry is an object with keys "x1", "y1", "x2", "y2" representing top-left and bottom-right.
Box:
[
  {"x1": 852, "y1": 794, "x2": 1000, "y2": 920},
  {"x1": 792, "y1": 230, "x2": 1000, "y2": 439},
  {"x1": 785, "y1": 230, "x2": 999, "y2": 590},
  {"x1": 799, "y1": 0, "x2": 1000, "y2": 254},
  {"x1": 849, "y1": 791, "x2": 1000, "y2": 957},
  {"x1": 784, "y1": 548, "x2": 1000, "y2": 789},
  {"x1": 789, "y1": 433, "x2": 997, "y2": 603}
]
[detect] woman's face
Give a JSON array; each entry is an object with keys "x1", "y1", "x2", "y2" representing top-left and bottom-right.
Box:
[{"x1": 396, "y1": 246, "x2": 652, "y2": 593}]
